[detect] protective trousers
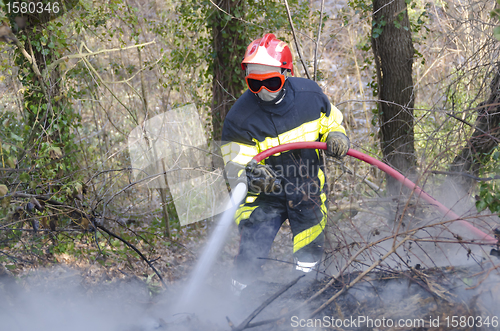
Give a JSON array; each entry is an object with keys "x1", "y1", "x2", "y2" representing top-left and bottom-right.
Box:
[{"x1": 233, "y1": 180, "x2": 327, "y2": 283}]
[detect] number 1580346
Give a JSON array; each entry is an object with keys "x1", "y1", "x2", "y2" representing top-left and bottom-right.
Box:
[
  {"x1": 6, "y1": 2, "x2": 60, "y2": 14},
  {"x1": 445, "y1": 315, "x2": 498, "y2": 328}
]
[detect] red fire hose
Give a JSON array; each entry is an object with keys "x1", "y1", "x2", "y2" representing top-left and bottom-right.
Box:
[{"x1": 252, "y1": 142, "x2": 497, "y2": 244}]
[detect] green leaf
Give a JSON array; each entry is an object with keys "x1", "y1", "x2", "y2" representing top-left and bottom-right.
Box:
[
  {"x1": 494, "y1": 26, "x2": 500, "y2": 41},
  {"x1": 19, "y1": 172, "x2": 30, "y2": 183},
  {"x1": 49, "y1": 146, "x2": 63, "y2": 159},
  {"x1": 6, "y1": 157, "x2": 15, "y2": 169},
  {"x1": 10, "y1": 132, "x2": 23, "y2": 142},
  {"x1": 0, "y1": 184, "x2": 8, "y2": 197},
  {"x1": 1, "y1": 196, "x2": 11, "y2": 208},
  {"x1": 476, "y1": 200, "x2": 487, "y2": 212}
]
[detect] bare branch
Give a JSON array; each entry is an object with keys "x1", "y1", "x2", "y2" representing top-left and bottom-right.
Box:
[
  {"x1": 313, "y1": 0, "x2": 325, "y2": 81},
  {"x1": 284, "y1": 0, "x2": 311, "y2": 79}
]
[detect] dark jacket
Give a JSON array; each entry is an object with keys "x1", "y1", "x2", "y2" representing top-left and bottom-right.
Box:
[{"x1": 221, "y1": 77, "x2": 346, "y2": 195}]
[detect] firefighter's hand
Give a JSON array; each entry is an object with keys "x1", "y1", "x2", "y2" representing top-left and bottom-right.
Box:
[
  {"x1": 326, "y1": 132, "x2": 350, "y2": 159},
  {"x1": 224, "y1": 161, "x2": 247, "y2": 187},
  {"x1": 245, "y1": 163, "x2": 281, "y2": 194}
]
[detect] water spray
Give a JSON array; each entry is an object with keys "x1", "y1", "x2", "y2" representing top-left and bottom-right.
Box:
[{"x1": 179, "y1": 182, "x2": 247, "y2": 308}]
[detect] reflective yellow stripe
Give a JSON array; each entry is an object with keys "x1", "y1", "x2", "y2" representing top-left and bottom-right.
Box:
[
  {"x1": 252, "y1": 105, "x2": 346, "y2": 153},
  {"x1": 255, "y1": 119, "x2": 321, "y2": 153},
  {"x1": 320, "y1": 104, "x2": 346, "y2": 141},
  {"x1": 320, "y1": 192, "x2": 327, "y2": 213},
  {"x1": 223, "y1": 104, "x2": 345, "y2": 164},
  {"x1": 293, "y1": 192, "x2": 328, "y2": 253},
  {"x1": 221, "y1": 141, "x2": 258, "y2": 165},
  {"x1": 293, "y1": 213, "x2": 327, "y2": 253},
  {"x1": 318, "y1": 168, "x2": 325, "y2": 191},
  {"x1": 245, "y1": 196, "x2": 257, "y2": 203},
  {"x1": 234, "y1": 204, "x2": 258, "y2": 226}
]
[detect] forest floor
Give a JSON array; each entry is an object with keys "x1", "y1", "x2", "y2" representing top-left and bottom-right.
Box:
[{"x1": 2, "y1": 196, "x2": 500, "y2": 331}]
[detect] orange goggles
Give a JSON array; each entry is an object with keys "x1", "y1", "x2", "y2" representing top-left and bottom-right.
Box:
[{"x1": 245, "y1": 72, "x2": 285, "y2": 93}]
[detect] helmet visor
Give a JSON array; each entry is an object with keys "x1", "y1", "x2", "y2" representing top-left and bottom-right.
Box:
[{"x1": 245, "y1": 72, "x2": 285, "y2": 94}]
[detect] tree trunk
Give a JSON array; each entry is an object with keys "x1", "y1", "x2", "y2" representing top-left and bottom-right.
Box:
[
  {"x1": 211, "y1": 0, "x2": 246, "y2": 155},
  {"x1": 371, "y1": 0, "x2": 416, "y2": 195},
  {"x1": 449, "y1": 70, "x2": 500, "y2": 193}
]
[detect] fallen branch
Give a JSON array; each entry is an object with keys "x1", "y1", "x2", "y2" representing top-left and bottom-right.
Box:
[
  {"x1": 466, "y1": 264, "x2": 500, "y2": 290},
  {"x1": 95, "y1": 223, "x2": 167, "y2": 289},
  {"x1": 308, "y1": 235, "x2": 412, "y2": 318},
  {"x1": 243, "y1": 233, "x2": 415, "y2": 329},
  {"x1": 229, "y1": 275, "x2": 304, "y2": 331}
]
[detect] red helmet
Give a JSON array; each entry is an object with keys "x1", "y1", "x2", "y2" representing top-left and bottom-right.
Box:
[{"x1": 241, "y1": 33, "x2": 294, "y2": 75}]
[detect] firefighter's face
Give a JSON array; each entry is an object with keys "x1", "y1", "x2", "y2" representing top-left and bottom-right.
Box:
[{"x1": 246, "y1": 64, "x2": 284, "y2": 102}]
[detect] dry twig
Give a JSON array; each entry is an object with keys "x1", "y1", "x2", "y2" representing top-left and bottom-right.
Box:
[
  {"x1": 95, "y1": 223, "x2": 167, "y2": 289},
  {"x1": 308, "y1": 235, "x2": 412, "y2": 318},
  {"x1": 229, "y1": 275, "x2": 305, "y2": 331},
  {"x1": 283, "y1": 0, "x2": 311, "y2": 79}
]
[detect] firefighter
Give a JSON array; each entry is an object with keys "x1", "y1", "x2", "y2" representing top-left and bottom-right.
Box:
[{"x1": 221, "y1": 33, "x2": 349, "y2": 294}]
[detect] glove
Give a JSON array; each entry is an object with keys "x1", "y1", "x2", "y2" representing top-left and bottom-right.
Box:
[
  {"x1": 325, "y1": 132, "x2": 350, "y2": 158},
  {"x1": 224, "y1": 161, "x2": 247, "y2": 187},
  {"x1": 245, "y1": 160, "x2": 282, "y2": 194}
]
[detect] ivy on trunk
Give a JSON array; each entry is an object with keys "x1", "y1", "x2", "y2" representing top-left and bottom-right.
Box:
[{"x1": 371, "y1": 0, "x2": 416, "y2": 196}]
